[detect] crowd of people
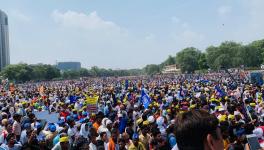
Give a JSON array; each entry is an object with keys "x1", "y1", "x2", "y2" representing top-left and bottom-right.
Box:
[{"x1": 0, "y1": 71, "x2": 264, "y2": 150}]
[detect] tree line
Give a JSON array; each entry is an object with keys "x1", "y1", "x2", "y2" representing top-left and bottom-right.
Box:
[
  {"x1": 0, "y1": 64, "x2": 143, "y2": 83},
  {"x1": 144, "y1": 39, "x2": 264, "y2": 74},
  {"x1": 1, "y1": 39, "x2": 264, "y2": 82}
]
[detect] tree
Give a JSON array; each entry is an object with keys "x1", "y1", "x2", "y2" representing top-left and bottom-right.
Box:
[
  {"x1": 1, "y1": 64, "x2": 61, "y2": 82},
  {"x1": 249, "y1": 39, "x2": 264, "y2": 64},
  {"x1": 206, "y1": 46, "x2": 219, "y2": 69},
  {"x1": 90, "y1": 66, "x2": 100, "y2": 77},
  {"x1": 44, "y1": 65, "x2": 61, "y2": 80},
  {"x1": 237, "y1": 45, "x2": 262, "y2": 67},
  {"x1": 62, "y1": 70, "x2": 79, "y2": 79},
  {"x1": 219, "y1": 41, "x2": 242, "y2": 68},
  {"x1": 31, "y1": 64, "x2": 46, "y2": 80},
  {"x1": 79, "y1": 68, "x2": 90, "y2": 77},
  {"x1": 176, "y1": 47, "x2": 201, "y2": 73},
  {"x1": 144, "y1": 64, "x2": 160, "y2": 75},
  {"x1": 198, "y1": 53, "x2": 209, "y2": 70},
  {"x1": 206, "y1": 41, "x2": 242, "y2": 69}
]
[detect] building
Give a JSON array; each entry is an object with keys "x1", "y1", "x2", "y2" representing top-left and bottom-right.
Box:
[
  {"x1": 57, "y1": 62, "x2": 81, "y2": 71},
  {"x1": 162, "y1": 64, "x2": 181, "y2": 74},
  {"x1": 0, "y1": 10, "x2": 10, "y2": 71}
]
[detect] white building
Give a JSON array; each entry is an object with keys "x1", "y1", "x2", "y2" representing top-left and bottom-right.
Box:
[{"x1": 162, "y1": 64, "x2": 181, "y2": 74}]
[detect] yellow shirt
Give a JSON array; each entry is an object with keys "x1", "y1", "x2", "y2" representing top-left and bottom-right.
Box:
[
  {"x1": 128, "y1": 142, "x2": 146, "y2": 150},
  {"x1": 139, "y1": 134, "x2": 150, "y2": 149},
  {"x1": 223, "y1": 139, "x2": 230, "y2": 150}
]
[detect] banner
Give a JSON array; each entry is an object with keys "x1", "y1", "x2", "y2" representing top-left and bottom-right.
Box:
[
  {"x1": 141, "y1": 88, "x2": 151, "y2": 109},
  {"x1": 86, "y1": 96, "x2": 99, "y2": 105},
  {"x1": 86, "y1": 96, "x2": 99, "y2": 113},
  {"x1": 34, "y1": 111, "x2": 59, "y2": 123}
]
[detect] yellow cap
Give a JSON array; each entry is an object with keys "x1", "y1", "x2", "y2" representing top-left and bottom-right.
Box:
[
  {"x1": 136, "y1": 118, "x2": 143, "y2": 125},
  {"x1": 228, "y1": 115, "x2": 235, "y2": 120},
  {"x1": 179, "y1": 111, "x2": 185, "y2": 114},
  {"x1": 59, "y1": 137, "x2": 69, "y2": 143},
  {"x1": 143, "y1": 120, "x2": 150, "y2": 126},
  {"x1": 190, "y1": 104, "x2": 196, "y2": 109},
  {"x1": 219, "y1": 115, "x2": 227, "y2": 122},
  {"x1": 250, "y1": 103, "x2": 256, "y2": 107}
]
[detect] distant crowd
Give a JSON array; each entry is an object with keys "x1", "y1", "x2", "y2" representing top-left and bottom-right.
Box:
[{"x1": 1, "y1": 72, "x2": 264, "y2": 150}]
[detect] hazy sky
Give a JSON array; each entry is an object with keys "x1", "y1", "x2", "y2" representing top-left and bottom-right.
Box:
[{"x1": 1, "y1": 0, "x2": 264, "y2": 69}]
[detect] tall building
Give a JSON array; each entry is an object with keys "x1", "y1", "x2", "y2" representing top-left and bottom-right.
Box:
[{"x1": 0, "y1": 10, "x2": 10, "y2": 71}]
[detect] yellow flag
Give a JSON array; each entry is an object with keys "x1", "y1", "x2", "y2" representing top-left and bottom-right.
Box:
[{"x1": 86, "y1": 96, "x2": 99, "y2": 105}]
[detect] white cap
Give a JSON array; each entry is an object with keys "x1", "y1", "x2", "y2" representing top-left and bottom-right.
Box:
[
  {"x1": 156, "y1": 116, "x2": 164, "y2": 126},
  {"x1": 98, "y1": 127, "x2": 109, "y2": 134},
  {"x1": 234, "y1": 111, "x2": 240, "y2": 116},
  {"x1": 218, "y1": 107, "x2": 225, "y2": 112},
  {"x1": 106, "y1": 119, "x2": 112, "y2": 126},
  {"x1": 253, "y1": 128, "x2": 263, "y2": 139},
  {"x1": 148, "y1": 116, "x2": 155, "y2": 123}
]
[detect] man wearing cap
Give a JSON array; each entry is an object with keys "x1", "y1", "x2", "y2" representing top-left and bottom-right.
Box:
[
  {"x1": 139, "y1": 122, "x2": 150, "y2": 149},
  {"x1": 19, "y1": 123, "x2": 32, "y2": 145},
  {"x1": 128, "y1": 133, "x2": 146, "y2": 150},
  {"x1": 44, "y1": 124, "x2": 58, "y2": 149},
  {"x1": 52, "y1": 133, "x2": 69, "y2": 150}
]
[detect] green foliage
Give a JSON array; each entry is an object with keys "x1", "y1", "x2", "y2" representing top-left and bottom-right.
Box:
[
  {"x1": 143, "y1": 64, "x2": 161, "y2": 75},
  {"x1": 206, "y1": 40, "x2": 264, "y2": 70},
  {"x1": 1, "y1": 63, "x2": 60, "y2": 82},
  {"x1": 249, "y1": 39, "x2": 264, "y2": 64},
  {"x1": 79, "y1": 68, "x2": 91, "y2": 77},
  {"x1": 198, "y1": 53, "x2": 209, "y2": 70},
  {"x1": 206, "y1": 41, "x2": 242, "y2": 69},
  {"x1": 160, "y1": 55, "x2": 176, "y2": 69},
  {"x1": 62, "y1": 70, "x2": 80, "y2": 79},
  {"x1": 176, "y1": 47, "x2": 201, "y2": 73},
  {"x1": 0, "y1": 64, "x2": 144, "y2": 82}
]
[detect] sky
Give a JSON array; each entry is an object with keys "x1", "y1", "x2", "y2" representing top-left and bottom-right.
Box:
[{"x1": 1, "y1": 0, "x2": 264, "y2": 69}]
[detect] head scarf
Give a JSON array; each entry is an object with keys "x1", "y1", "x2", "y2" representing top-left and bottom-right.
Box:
[{"x1": 80, "y1": 123, "x2": 89, "y2": 138}]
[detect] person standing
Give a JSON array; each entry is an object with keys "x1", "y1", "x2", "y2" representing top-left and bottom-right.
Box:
[
  {"x1": 107, "y1": 128, "x2": 119, "y2": 150},
  {"x1": 12, "y1": 113, "x2": 22, "y2": 141},
  {"x1": 128, "y1": 133, "x2": 145, "y2": 150}
]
